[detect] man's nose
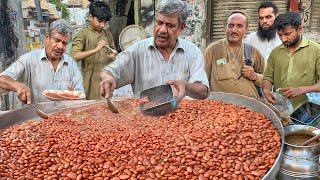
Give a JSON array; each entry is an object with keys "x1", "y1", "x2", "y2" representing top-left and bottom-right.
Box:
[
  {"x1": 57, "y1": 42, "x2": 65, "y2": 49},
  {"x1": 100, "y1": 22, "x2": 106, "y2": 28},
  {"x1": 159, "y1": 24, "x2": 168, "y2": 33}
]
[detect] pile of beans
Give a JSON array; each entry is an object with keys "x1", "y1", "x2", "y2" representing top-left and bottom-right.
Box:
[{"x1": 0, "y1": 100, "x2": 281, "y2": 180}]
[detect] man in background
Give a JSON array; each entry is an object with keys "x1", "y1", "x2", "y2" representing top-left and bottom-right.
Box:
[
  {"x1": 262, "y1": 12, "x2": 320, "y2": 110},
  {"x1": 205, "y1": 11, "x2": 265, "y2": 98},
  {"x1": 246, "y1": 2, "x2": 282, "y2": 61}
]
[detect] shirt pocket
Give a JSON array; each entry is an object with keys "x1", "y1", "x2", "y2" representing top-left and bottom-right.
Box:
[{"x1": 213, "y1": 63, "x2": 236, "y2": 81}]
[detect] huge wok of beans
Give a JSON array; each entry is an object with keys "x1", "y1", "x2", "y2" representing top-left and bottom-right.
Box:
[{"x1": 0, "y1": 100, "x2": 281, "y2": 180}]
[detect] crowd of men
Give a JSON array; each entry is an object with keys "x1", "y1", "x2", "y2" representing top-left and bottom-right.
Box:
[{"x1": 0, "y1": 0, "x2": 319, "y2": 112}]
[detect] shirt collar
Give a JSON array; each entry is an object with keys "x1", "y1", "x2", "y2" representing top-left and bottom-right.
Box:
[
  {"x1": 224, "y1": 38, "x2": 244, "y2": 49},
  {"x1": 148, "y1": 37, "x2": 185, "y2": 51},
  {"x1": 40, "y1": 47, "x2": 68, "y2": 64}
]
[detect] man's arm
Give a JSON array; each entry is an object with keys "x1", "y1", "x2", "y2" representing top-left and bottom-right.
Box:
[
  {"x1": 72, "y1": 40, "x2": 106, "y2": 61},
  {"x1": 185, "y1": 82, "x2": 208, "y2": 99},
  {"x1": 0, "y1": 76, "x2": 31, "y2": 104},
  {"x1": 262, "y1": 79, "x2": 274, "y2": 104}
]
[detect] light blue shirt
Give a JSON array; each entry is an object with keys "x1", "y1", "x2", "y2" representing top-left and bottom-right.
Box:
[
  {"x1": 0, "y1": 47, "x2": 84, "y2": 103},
  {"x1": 105, "y1": 37, "x2": 209, "y2": 95},
  {"x1": 246, "y1": 31, "x2": 282, "y2": 62}
]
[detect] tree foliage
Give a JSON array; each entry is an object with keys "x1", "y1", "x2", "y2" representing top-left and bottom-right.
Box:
[{"x1": 48, "y1": 0, "x2": 70, "y2": 20}]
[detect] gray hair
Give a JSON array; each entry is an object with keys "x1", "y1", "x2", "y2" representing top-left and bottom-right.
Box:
[
  {"x1": 156, "y1": 0, "x2": 188, "y2": 26},
  {"x1": 47, "y1": 19, "x2": 73, "y2": 37}
]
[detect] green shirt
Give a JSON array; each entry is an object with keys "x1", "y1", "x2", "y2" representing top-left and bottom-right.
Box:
[
  {"x1": 70, "y1": 26, "x2": 115, "y2": 100},
  {"x1": 263, "y1": 36, "x2": 320, "y2": 110}
]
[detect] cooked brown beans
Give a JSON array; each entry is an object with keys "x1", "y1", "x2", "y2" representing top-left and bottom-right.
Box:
[{"x1": 0, "y1": 100, "x2": 281, "y2": 179}]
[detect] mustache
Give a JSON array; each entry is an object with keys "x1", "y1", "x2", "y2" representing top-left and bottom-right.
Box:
[
  {"x1": 231, "y1": 32, "x2": 238, "y2": 36},
  {"x1": 53, "y1": 47, "x2": 63, "y2": 52}
]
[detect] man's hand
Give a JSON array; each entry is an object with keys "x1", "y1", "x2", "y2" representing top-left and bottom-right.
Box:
[
  {"x1": 96, "y1": 40, "x2": 107, "y2": 51},
  {"x1": 14, "y1": 82, "x2": 32, "y2": 104},
  {"x1": 166, "y1": 80, "x2": 187, "y2": 104},
  {"x1": 99, "y1": 71, "x2": 116, "y2": 98},
  {"x1": 263, "y1": 90, "x2": 275, "y2": 104},
  {"x1": 242, "y1": 65, "x2": 257, "y2": 81},
  {"x1": 281, "y1": 87, "x2": 305, "y2": 99}
]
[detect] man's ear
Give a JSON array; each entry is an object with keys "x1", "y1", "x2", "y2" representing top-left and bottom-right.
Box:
[
  {"x1": 88, "y1": 14, "x2": 93, "y2": 21},
  {"x1": 298, "y1": 25, "x2": 303, "y2": 33},
  {"x1": 180, "y1": 23, "x2": 186, "y2": 31}
]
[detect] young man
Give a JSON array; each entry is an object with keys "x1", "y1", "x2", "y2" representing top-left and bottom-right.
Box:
[
  {"x1": 0, "y1": 19, "x2": 84, "y2": 104},
  {"x1": 99, "y1": 0, "x2": 209, "y2": 103},
  {"x1": 205, "y1": 11, "x2": 265, "y2": 98},
  {"x1": 245, "y1": 2, "x2": 282, "y2": 62},
  {"x1": 71, "y1": 1, "x2": 114, "y2": 100},
  {"x1": 262, "y1": 12, "x2": 320, "y2": 110}
]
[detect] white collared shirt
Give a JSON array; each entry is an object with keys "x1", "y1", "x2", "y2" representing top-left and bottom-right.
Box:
[
  {"x1": 246, "y1": 31, "x2": 282, "y2": 62},
  {"x1": 0, "y1": 47, "x2": 84, "y2": 103},
  {"x1": 105, "y1": 37, "x2": 209, "y2": 95}
]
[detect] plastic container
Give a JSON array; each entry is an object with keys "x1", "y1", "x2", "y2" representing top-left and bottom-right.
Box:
[{"x1": 290, "y1": 102, "x2": 320, "y2": 128}]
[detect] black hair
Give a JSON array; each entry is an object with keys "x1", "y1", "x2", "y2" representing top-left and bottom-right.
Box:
[
  {"x1": 89, "y1": 1, "x2": 112, "y2": 21},
  {"x1": 274, "y1": 12, "x2": 301, "y2": 31},
  {"x1": 258, "y1": 2, "x2": 278, "y2": 15}
]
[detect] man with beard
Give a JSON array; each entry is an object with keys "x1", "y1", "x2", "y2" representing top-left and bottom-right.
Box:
[
  {"x1": 99, "y1": 0, "x2": 209, "y2": 103},
  {"x1": 246, "y1": 2, "x2": 282, "y2": 61},
  {"x1": 0, "y1": 19, "x2": 84, "y2": 105},
  {"x1": 71, "y1": 1, "x2": 115, "y2": 100},
  {"x1": 204, "y1": 11, "x2": 265, "y2": 98},
  {"x1": 262, "y1": 12, "x2": 320, "y2": 110}
]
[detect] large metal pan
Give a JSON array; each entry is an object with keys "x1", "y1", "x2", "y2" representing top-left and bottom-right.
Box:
[
  {"x1": 0, "y1": 93, "x2": 284, "y2": 179},
  {"x1": 208, "y1": 92, "x2": 284, "y2": 180},
  {"x1": 0, "y1": 100, "x2": 96, "y2": 129}
]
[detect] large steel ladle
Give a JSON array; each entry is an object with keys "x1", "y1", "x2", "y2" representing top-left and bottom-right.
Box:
[{"x1": 29, "y1": 104, "x2": 49, "y2": 119}]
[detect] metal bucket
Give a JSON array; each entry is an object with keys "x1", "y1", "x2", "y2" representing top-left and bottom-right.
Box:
[
  {"x1": 207, "y1": 92, "x2": 284, "y2": 180},
  {"x1": 277, "y1": 125, "x2": 320, "y2": 179}
]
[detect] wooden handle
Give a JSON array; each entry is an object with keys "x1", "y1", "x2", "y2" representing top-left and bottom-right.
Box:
[{"x1": 300, "y1": 133, "x2": 320, "y2": 146}]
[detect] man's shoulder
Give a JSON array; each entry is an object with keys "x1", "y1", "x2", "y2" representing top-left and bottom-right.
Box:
[
  {"x1": 306, "y1": 38, "x2": 320, "y2": 49},
  {"x1": 206, "y1": 39, "x2": 225, "y2": 50},
  {"x1": 246, "y1": 31, "x2": 258, "y2": 38},
  {"x1": 20, "y1": 48, "x2": 42, "y2": 59}
]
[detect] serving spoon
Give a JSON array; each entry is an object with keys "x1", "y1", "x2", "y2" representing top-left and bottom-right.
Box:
[
  {"x1": 105, "y1": 45, "x2": 118, "y2": 55},
  {"x1": 300, "y1": 133, "x2": 320, "y2": 146},
  {"x1": 29, "y1": 104, "x2": 49, "y2": 119}
]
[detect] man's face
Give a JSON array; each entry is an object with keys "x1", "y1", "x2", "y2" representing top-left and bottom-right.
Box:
[
  {"x1": 90, "y1": 15, "x2": 107, "y2": 32},
  {"x1": 277, "y1": 25, "x2": 302, "y2": 48},
  {"x1": 258, "y1": 7, "x2": 276, "y2": 30},
  {"x1": 153, "y1": 13, "x2": 185, "y2": 49},
  {"x1": 226, "y1": 13, "x2": 248, "y2": 45},
  {"x1": 45, "y1": 32, "x2": 71, "y2": 61}
]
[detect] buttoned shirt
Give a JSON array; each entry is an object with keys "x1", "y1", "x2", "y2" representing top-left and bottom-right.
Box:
[
  {"x1": 0, "y1": 47, "x2": 84, "y2": 103},
  {"x1": 105, "y1": 37, "x2": 209, "y2": 95},
  {"x1": 70, "y1": 26, "x2": 115, "y2": 99},
  {"x1": 263, "y1": 36, "x2": 320, "y2": 110},
  {"x1": 205, "y1": 39, "x2": 265, "y2": 98},
  {"x1": 246, "y1": 31, "x2": 282, "y2": 62}
]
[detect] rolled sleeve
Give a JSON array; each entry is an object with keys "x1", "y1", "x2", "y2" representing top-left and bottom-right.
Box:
[
  {"x1": 105, "y1": 50, "x2": 135, "y2": 88},
  {"x1": 0, "y1": 59, "x2": 28, "y2": 83},
  {"x1": 189, "y1": 48, "x2": 209, "y2": 89}
]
